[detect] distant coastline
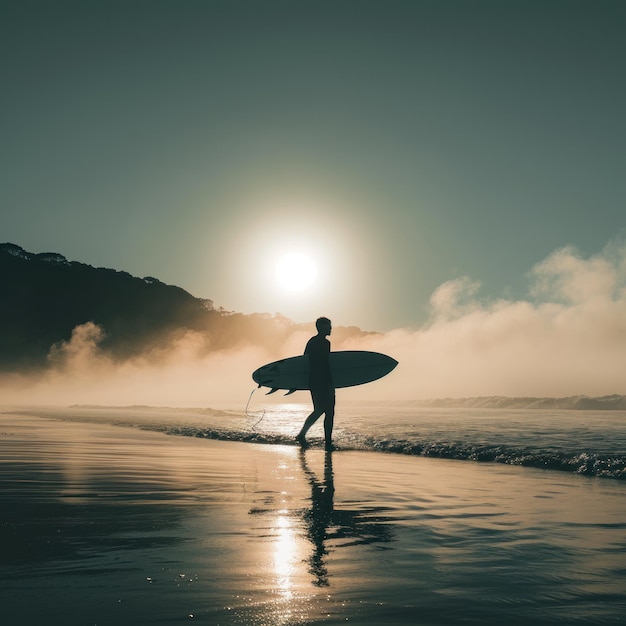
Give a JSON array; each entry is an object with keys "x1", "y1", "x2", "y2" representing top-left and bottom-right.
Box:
[
  {"x1": 378, "y1": 394, "x2": 626, "y2": 410},
  {"x1": 66, "y1": 395, "x2": 626, "y2": 411}
]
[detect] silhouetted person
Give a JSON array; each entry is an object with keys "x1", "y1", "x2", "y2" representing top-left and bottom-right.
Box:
[{"x1": 296, "y1": 317, "x2": 335, "y2": 449}]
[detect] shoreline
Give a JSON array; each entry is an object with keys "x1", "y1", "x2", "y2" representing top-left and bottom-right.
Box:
[{"x1": 6, "y1": 404, "x2": 626, "y2": 481}]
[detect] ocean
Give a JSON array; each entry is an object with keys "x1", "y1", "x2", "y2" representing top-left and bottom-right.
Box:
[
  {"x1": 37, "y1": 401, "x2": 626, "y2": 480},
  {"x1": 2, "y1": 403, "x2": 626, "y2": 625}
]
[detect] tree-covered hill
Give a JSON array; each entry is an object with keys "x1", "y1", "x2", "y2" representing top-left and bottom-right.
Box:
[{"x1": 0, "y1": 243, "x2": 367, "y2": 371}]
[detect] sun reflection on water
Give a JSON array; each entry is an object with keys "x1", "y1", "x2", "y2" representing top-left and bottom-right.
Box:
[{"x1": 273, "y1": 511, "x2": 297, "y2": 600}]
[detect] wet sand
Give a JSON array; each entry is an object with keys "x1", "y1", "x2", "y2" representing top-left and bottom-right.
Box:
[{"x1": 1, "y1": 411, "x2": 625, "y2": 625}]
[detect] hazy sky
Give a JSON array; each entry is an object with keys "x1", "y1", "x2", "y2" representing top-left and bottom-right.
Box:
[{"x1": 2, "y1": 0, "x2": 624, "y2": 331}]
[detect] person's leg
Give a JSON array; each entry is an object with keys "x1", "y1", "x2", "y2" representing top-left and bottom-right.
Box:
[
  {"x1": 297, "y1": 390, "x2": 324, "y2": 444},
  {"x1": 323, "y1": 392, "x2": 336, "y2": 449},
  {"x1": 296, "y1": 409, "x2": 322, "y2": 442}
]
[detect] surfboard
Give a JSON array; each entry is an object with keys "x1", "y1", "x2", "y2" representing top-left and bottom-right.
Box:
[{"x1": 252, "y1": 350, "x2": 398, "y2": 395}]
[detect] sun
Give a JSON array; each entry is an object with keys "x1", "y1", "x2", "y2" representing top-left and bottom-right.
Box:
[{"x1": 275, "y1": 252, "x2": 317, "y2": 292}]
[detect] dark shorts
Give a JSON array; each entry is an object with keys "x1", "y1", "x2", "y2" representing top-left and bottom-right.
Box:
[{"x1": 310, "y1": 385, "x2": 335, "y2": 412}]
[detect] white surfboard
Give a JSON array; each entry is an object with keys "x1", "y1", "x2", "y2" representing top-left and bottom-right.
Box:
[{"x1": 252, "y1": 350, "x2": 398, "y2": 395}]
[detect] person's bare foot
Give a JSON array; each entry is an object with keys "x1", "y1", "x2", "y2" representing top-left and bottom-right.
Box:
[{"x1": 296, "y1": 434, "x2": 308, "y2": 447}]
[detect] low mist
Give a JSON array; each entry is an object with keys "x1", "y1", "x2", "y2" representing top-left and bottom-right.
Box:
[{"x1": 2, "y1": 242, "x2": 625, "y2": 408}]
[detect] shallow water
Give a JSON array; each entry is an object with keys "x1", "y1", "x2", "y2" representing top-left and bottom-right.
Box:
[
  {"x1": 1, "y1": 411, "x2": 626, "y2": 625},
  {"x1": 23, "y1": 402, "x2": 626, "y2": 479}
]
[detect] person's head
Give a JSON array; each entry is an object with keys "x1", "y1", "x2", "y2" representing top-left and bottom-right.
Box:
[{"x1": 315, "y1": 316, "x2": 332, "y2": 336}]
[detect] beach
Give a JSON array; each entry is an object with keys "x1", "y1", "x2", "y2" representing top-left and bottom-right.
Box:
[{"x1": 2, "y1": 410, "x2": 626, "y2": 625}]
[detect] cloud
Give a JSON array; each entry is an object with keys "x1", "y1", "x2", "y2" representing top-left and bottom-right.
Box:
[
  {"x1": 341, "y1": 240, "x2": 626, "y2": 399},
  {"x1": 428, "y1": 277, "x2": 482, "y2": 320},
  {"x1": 3, "y1": 326, "x2": 274, "y2": 408},
  {"x1": 47, "y1": 321, "x2": 111, "y2": 373},
  {"x1": 530, "y1": 242, "x2": 626, "y2": 304},
  {"x1": 2, "y1": 240, "x2": 626, "y2": 406}
]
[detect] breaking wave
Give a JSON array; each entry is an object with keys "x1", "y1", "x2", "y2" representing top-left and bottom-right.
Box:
[{"x1": 140, "y1": 423, "x2": 626, "y2": 480}]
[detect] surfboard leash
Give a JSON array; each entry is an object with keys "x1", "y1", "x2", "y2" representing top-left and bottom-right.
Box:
[{"x1": 245, "y1": 386, "x2": 266, "y2": 429}]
